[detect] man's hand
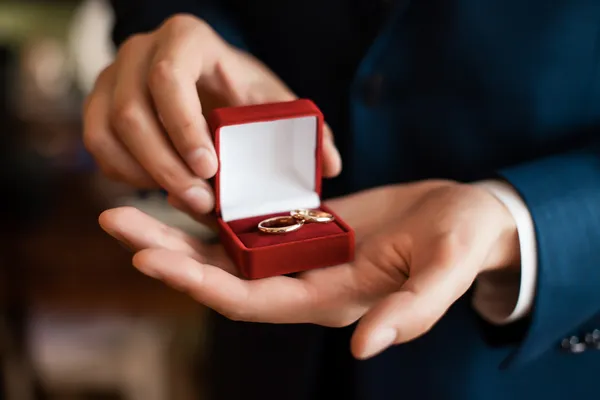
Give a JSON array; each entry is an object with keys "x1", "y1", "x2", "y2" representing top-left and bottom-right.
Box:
[
  {"x1": 98, "y1": 180, "x2": 519, "y2": 359},
  {"x1": 83, "y1": 14, "x2": 341, "y2": 215}
]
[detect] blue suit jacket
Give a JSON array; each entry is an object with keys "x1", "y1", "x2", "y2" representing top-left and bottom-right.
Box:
[{"x1": 110, "y1": 1, "x2": 600, "y2": 399}]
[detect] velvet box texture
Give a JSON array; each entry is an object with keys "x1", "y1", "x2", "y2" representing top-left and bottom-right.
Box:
[{"x1": 208, "y1": 99, "x2": 355, "y2": 279}]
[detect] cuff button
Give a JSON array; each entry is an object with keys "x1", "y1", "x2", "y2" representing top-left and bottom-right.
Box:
[
  {"x1": 584, "y1": 329, "x2": 600, "y2": 349},
  {"x1": 561, "y1": 336, "x2": 587, "y2": 353}
]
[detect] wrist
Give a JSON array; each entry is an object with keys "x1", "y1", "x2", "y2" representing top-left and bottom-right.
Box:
[{"x1": 471, "y1": 183, "x2": 521, "y2": 274}]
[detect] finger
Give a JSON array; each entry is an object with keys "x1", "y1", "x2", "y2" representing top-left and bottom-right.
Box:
[
  {"x1": 99, "y1": 206, "x2": 204, "y2": 259},
  {"x1": 351, "y1": 240, "x2": 481, "y2": 359},
  {"x1": 149, "y1": 18, "x2": 219, "y2": 179},
  {"x1": 132, "y1": 248, "x2": 320, "y2": 324},
  {"x1": 83, "y1": 66, "x2": 157, "y2": 187},
  {"x1": 99, "y1": 206, "x2": 237, "y2": 275},
  {"x1": 322, "y1": 123, "x2": 342, "y2": 178},
  {"x1": 111, "y1": 34, "x2": 214, "y2": 214}
]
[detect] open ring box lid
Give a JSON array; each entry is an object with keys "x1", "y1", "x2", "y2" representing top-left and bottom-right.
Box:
[{"x1": 208, "y1": 99, "x2": 355, "y2": 279}]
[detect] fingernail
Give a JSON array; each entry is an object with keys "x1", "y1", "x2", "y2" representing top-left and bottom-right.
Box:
[
  {"x1": 188, "y1": 147, "x2": 218, "y2": 179},
  {"x1": 360, "y1": 328, "x2": 397, "y2": 359},
  {"x1": 182, "y1": 186, "x2": 213, "y2": 214}
]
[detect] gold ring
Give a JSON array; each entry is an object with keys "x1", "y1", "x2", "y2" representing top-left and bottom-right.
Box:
[
  {"x1": 290, "y1": 209, "x2": 335, "y2": 223},
  {"x1": 258, "y1": 216, "x2": 304, "y2": 234}
]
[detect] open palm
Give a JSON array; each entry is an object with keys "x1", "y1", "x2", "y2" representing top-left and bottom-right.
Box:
[{"x1": 99, "y1": 180, "x2": 518, "y2": 358}]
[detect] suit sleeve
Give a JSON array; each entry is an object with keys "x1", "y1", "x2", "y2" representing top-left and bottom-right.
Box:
[
  {"x1": 498, "y1": 139, "x2": 600, "y2": 368},
  {"x1": 108, "y1": 0, "x2": 247, "y2": 49}
]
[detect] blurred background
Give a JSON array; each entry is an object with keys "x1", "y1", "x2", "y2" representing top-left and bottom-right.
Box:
[{"x1": 0, "y1": 1, "x2": 213, "y2": 399}]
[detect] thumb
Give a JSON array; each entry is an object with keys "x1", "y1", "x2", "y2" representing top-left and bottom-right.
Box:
[{"x1": 351, "y1": 243, "x2": 482, "y2": 360}]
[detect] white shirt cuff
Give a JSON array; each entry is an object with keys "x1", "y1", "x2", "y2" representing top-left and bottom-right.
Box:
[{"x1": 471, "y1": 180, "x2": 538, "y2": 325}]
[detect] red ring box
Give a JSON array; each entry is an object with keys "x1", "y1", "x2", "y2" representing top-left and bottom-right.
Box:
[{"x1": 208, "y1": 99, "x2": 355, "y2": 279}]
